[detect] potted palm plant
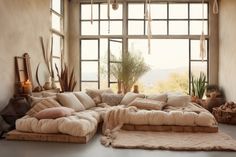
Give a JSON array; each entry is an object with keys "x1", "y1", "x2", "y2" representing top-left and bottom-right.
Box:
[{"x1": 110, "y1": 52, "x2": 150, "y2": 94}]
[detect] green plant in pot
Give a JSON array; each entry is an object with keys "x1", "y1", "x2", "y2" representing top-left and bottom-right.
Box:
[
  {"x1": 191, "y1": 72, "x2": 206, "y2": 100},
  {"x1": 110, "y1": 52, "x2": 150, "y2": 94}
]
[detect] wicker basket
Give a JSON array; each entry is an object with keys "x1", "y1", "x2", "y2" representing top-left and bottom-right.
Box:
[{"x1": 212, "y1": 107, "x2": 236, "y2": 124}]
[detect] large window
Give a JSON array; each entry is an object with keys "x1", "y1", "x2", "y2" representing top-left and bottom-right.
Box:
[
  {"x1": 80, "y1": 1, "x2": 209, "y2": 94},
  {"x1": 51, "y1": 0, "x2": 64, "y2": 81}
]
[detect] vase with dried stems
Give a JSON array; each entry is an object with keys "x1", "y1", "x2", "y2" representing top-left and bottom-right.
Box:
[
  {"x1": 55, "y1": 64, "x2": 77, "y2": 92},
  {"x1": 40, "y1": 36, "x2": 57, "y2": 89},
  {"x1": 110, "y1": 52, "x2": 150, "y2": 94}
]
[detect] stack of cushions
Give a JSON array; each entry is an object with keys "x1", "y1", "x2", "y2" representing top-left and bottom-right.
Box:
[
  {"x1": 27, "y1": 91, "x2": 99, "y2": 120},
  {"x1": 26, "y1": 89, "x2": 192, "y2": 120}
]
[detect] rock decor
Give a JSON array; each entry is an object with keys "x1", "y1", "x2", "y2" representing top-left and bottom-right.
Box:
[{"x1": 213, "y1": 102, "x2": 236, "y2": 124}]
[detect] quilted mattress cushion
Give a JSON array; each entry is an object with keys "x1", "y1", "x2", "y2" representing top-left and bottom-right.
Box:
[
  {"x1": 125, "y1": 109, "x2": 216, "y2": 127},
  {"x1": 16, "y1": 110, "x2": 99, "y2": 137}
]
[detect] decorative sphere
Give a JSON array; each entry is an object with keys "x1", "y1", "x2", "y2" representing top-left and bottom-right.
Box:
[{"x1": 112, "y1": 3, "x2": 119, "y2": 10}]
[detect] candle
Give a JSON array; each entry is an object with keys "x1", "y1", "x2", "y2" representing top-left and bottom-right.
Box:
[{"x1": 23, "y1": 80, "x2": 32, "y2": 94}]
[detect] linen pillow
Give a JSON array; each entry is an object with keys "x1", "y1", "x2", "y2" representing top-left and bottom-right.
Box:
[
  {"x1": 101, "y1": 93, "x2": 124, "y2": 106},
  {"x1": 120, "y1": 92, "x2": 145, "y2": 105},
  {"x1": 73, "y1": 92, "x2": 96, "y2": 109},
  {"x1": 26, "y1": 98, "x2": 61, "y2": 117},
  {"x1": 57, "y1": 93, "x2": 85, "y2": 111},
  {"x1": 146, "y1": 93, "x2": 168, "y2": 102},
  {"x1": 167, "y1": 95, "x2": 191, "y2": 107},
  {"x1": 28, "y1": 95, "x2": 57, "y2": 106},
  {"x1": 34, "y1": 107, "x2": 74, "y2": 120},
  {"x1": 86, "y1": 89, "x2": 114, "y2": 104},
  {"x1": 128, "y1": 97, "x2": 166, "y2": 110}
]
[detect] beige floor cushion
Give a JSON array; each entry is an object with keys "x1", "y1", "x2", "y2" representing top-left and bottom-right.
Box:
[
  {"x1": 16, "y1": 110, "x2": 99, "y2": 137},
  {"x1": 128, "y1": 97, "x2": 166, "y2": 110},
  {"x1": 26, "y1": 99, "x2": 61, "y2": 117},
  {"x1": 74, "y1": 92, "x2": 96, "y2": 109},
  {"x1": 146, "y1": 93, "x2": 168, "y2": 102},
  {"x1": 57, "y1": 93, "x2": 85, "y2": 111},
  {"x1": 120, "y1": 92, "x2": 145, "y2": 105}
]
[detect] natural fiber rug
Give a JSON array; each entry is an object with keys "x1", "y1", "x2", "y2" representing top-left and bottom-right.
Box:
[{"x1": 102, "y1": 130, "x2": 236, "y2": 151}]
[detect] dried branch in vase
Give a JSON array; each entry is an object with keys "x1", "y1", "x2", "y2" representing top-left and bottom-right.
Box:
[{"x1": 55, "y1": 64, "x2": 77, "y2": 92}]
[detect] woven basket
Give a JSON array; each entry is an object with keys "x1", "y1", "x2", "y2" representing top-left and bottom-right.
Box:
[{"x1": 213, "y1": 107, "x2": 236, "y2": 124}]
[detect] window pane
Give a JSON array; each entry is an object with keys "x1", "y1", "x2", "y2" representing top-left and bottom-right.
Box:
[
  {"x1": 110, "y1": 39, "x2": 122, "y2": 61},
  {"x1": 191, "y1": 61, "x2": 207, "y2": 79},
  {"x1": 169, "y1": 21, "x2": 188, "y2": 35},
  {"x1": 128, "y1": 4, "x2": 144, "y2": 19},
  {"x1": 151, "y1": 4, "x2": 167, "y2": 19},
  {"x1": 128, "y1": 39, "x2": 189, "y2": 94},
  {"x1": 110, "y1": 83, "x2": 118, "y2": 92},
  {"x1": 81, "y1": 62, "x2": 98, "y2": 81},
  {"x1": 81, "y1": 21, "x2": 98, "y2": 35},
  {"x1": 100, "y1": 4, "x2": 123, "y2": 19},
  {"x1": 169, "y1": 4, "x2": 188, "y2": 19},
  {"x1": 81, "y1": 82, "x2": 98, "y2": 91},
  {"x1": 52, "y1": 34, "x2": 62, "y2": 57},
  {"x1": 190, "y1": 20, "x2": 208, "y2": 35},
  {"x1": 100, "y1": 39, "x2": 108, "y2": 89},
  {"x1": 52, "y1": 0, "x2": 61, "y2": 14},
  {"x1": 191, "y1": 40, "x2": 208, "y2": 60},
  {"x1": 100, "y1": 21, "x2": 122, "y2": 35},
  {"x1": 128, "y1": 21, "x2": 144, "y2": 35},
  {"x1": 81, "y1": 4, "x2": 99, "y2": 20},
  {"x1": 81, "y1": 40, "x2": 98, "y2": 60},
  {"x1": 190, "y1": 4, "x2": 208, "y2": 19},
  {"x1": 52, "y1": 12, "x2": 61, "y2": 31},
  {"x1": 145, "y1": 21, "x2": 167, "y2": 35},
  {"x1": 110, "y1": 63, "x2": 118, "y2": 82},
  {"x1": 52, "y1": 58, "x2": 61, "y2": 81}
]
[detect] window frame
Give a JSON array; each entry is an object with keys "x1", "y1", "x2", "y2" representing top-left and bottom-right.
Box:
[
  {"x1": 51, "y1": 0, "x2": 64, "y2": 81},
  {"x1": 79, "y1": 1, "x2": 209, "y2": 93}
]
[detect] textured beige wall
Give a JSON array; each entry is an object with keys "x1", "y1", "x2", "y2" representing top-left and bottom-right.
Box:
[
  {"x1": 219, "y1": 0, "x2": 236, "y2": 101},
  {"x1": 68, "y1": 0, "x2": 81, "y2": 91},
  {"x1": 209, "y1": 0, "x2": 219, "y2": 85},
  {"x1": 0, "y1": 0, "x2": 51, "y2": 110}
]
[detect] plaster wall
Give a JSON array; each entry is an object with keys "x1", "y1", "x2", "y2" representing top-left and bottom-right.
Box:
[
  {"x1": 0, "y1": 0, "x2": 51, "y2": 110},
  {"x1": 68, "y1": 0, "x2": 80, "y2": 91},
  {"x1": 219, "y1": 0, "x2": 236, "y2": 101}
]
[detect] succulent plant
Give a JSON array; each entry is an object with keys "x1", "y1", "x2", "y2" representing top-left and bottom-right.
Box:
[{"x1": 191, "y1": 72, "x2": 206, "y2": 99}]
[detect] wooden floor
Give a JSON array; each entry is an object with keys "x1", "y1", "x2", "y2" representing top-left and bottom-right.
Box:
[{"x1": 0, "y1": 124, "x2": 235, "y2": 157}]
